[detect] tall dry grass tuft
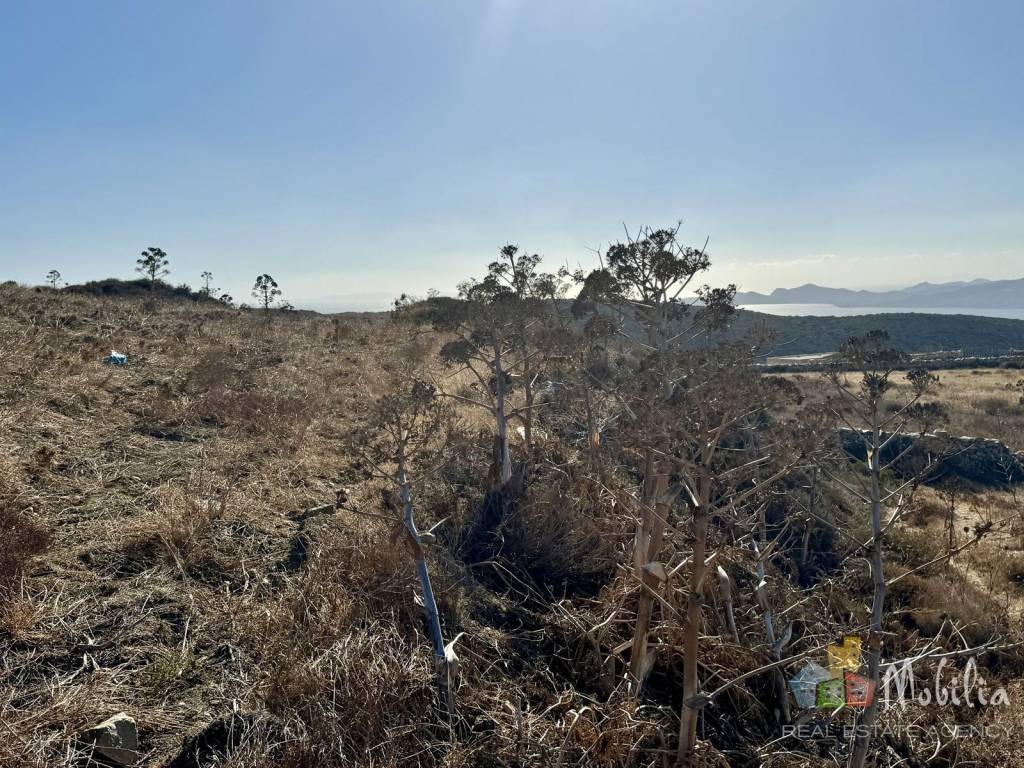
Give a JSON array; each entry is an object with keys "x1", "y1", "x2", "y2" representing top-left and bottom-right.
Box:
[
  {"x1": 0, "y1": 461, "x2": 50, "y2": 624},
  {"x1": 257, "y1": 523, "x2": 439, "y2": 765}
]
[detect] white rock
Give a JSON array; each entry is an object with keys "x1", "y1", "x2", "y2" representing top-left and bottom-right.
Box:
[{"x1": 83, "y1": 712, "x2": 139, "y2": 765}]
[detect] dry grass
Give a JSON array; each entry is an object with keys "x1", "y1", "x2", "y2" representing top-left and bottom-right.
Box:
[
  {"x1": 0, "y1": 455, "x2": 51, "y2": 623},
  {"x1": 0, "y1": 285, "x2": 663, "y2": 767},
  {"x1": 780, "y1": 368, "x2": 1024, "y2": 450},
  {"x1": 1, "y1": 282, "x2": 1022, "y2": 767}
]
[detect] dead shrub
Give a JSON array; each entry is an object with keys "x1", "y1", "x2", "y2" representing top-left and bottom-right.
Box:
[
  {"x1": 136, "y1": 380, "x2": 310, "y2": 439},
  {"x1": 267, "y1": 520, "x2": 421, "y2": 646},
  {"x1": 134, "y1": 343, "x2": 312, "y2": 439},
  {"x1": 197, "y1": 389, "x2": 309, "y2": 435},
  {"x1": 267, "y1": 623, "x2": 437, "y2": 767},
  {"x1": 147, "y1": 484, "x2": 226, "y2": 570},
  {"x1": 888, "y1": 572, "x2": 1002, "y2": 646},
  {"x1": 905, "y1": 492, "x2": 948, "y2": 526},
  {"x1": 183, "y1": 347, "x2": 241, "y2": 394},
  {"x1": 973, "y1": 395, "x2": 1009, "y2": 416},
  {"x1": 0, "y1": 491, "x2": 50, "y2": 618},
  {"x1": 499, "y1": 467, "x2": 618, "y2": 596},
  {"x1": 887, "y1": 525, "x2": 944, "y2": 569},
  {"x1": 256, "y1": 523, "x2": 443, "y2": 766}
]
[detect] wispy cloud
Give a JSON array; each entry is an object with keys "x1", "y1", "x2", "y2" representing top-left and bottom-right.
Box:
[{"x1": 718, "y1": 253, "x2": 840, "y2": 271}]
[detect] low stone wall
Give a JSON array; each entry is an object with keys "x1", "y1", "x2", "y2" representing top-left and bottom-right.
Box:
[{"x1": 838, "y1": 428, "x2": 1024, "y2": 486}]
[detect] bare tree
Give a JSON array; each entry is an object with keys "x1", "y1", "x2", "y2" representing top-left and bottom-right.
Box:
[
  {"x1": 573, "y1": 224, "x2": 737, "y2": 701},
  {"x1": 348, "y1": 377, "x2": 458, "y2": 718},
  {"x1": 416, "y1": 246, "x2": 563, "y2": 487},
  {"x1": 664, "y1": 345, "x2": 801, "y2": 763},
  {"x1": 45, "y1": 270, "x2": 62, "y2": 289},
  {"x1": 574, "y1": 226, "x2": 806, "y2": 765},
  {"x1": 200, "y1": 271, "x2": 214, "y2": 296},
  {"x1": 543, "y1": 312, "x2": 619, "y2": 472},
  {"x1": 825, "y1": 331, "x2": 940, "y2": 768},
  {"x1": 483, "y1": 245, "x2": 569, "y2": 453}
]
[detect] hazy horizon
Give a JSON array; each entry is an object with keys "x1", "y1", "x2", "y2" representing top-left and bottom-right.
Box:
[
  {"x1": 3, "y1": 2, "x2": 1022, "y2": 309},
  {"x1": 23, "y1": 273, "x2": 1024, "y2": 316}
]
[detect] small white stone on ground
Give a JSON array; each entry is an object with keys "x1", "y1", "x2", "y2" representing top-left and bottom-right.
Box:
[{"x1": 83, "y1": 712, "x2": 139, "y2": 765}]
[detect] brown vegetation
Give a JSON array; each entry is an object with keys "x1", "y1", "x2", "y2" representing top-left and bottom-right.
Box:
[
  {"x1": 782, "y1": 367, "x2": 1024, "y2": 451},
  {"x1": 1, "y1": 255, "x2": 1022, "y2": 768}
]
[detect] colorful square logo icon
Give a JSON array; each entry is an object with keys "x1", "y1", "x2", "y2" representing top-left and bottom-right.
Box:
[
  {"x1": 827, "y1": 635, "x2": 862, "y2": 676},
  {"x1": 788, "y1": 661, "x2": 832, "y2": 710},
  {"x1": 816, "y1": 678, "x2": 846, "y2": 709},
  {"x1": 789, "y1": 635, "x2": 873, "y2": 711},
  {"x1": 843, "y1": 671, "x2": 876, "y2": 708}
]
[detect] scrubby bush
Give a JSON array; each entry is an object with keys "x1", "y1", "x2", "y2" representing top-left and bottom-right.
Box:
[
  {"x1": 974, "y1": 395, "x2": 1009, "y2": 416},
  {"x1": 0, "y1": 484, "x2": 49, "y2": 618}
]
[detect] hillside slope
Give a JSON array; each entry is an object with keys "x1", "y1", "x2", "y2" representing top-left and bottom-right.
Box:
[
  {"x1": 384, "y1": 297, "x2": 1024, "y2": 356},
  {"x1": 729, "y1": 309, "x2": 1024, "y2": 356},
  {"x1": 1, "y1": 284, "x2": 1022, "y2": 767}
]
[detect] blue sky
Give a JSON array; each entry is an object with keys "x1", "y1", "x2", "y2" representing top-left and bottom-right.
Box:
[{"x1": 2, "y1": 1, "x2": 1021, "y2": 310}]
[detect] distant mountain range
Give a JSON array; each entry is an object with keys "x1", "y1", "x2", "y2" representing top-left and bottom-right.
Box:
[{"x1": 735, "y1": 277, "x2": 1024, "y2": 309}]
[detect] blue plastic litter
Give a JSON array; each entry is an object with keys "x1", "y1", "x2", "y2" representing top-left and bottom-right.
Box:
[{"x1": 104, "y1": 351, "x2": 129, "y2": 366}]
